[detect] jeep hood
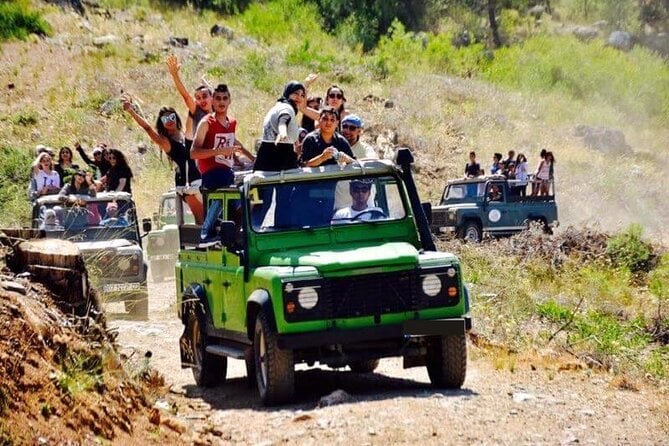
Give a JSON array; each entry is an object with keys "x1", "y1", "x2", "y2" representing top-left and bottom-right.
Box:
[
  {"x1": 436, "y1": 202, "x2": 479, "y2": 211},
  {"x1": 76, "y1": 239, "x2": 137, "y2": 252},
  {"x1": 259, "y1": 242, "x2": 418, "y2": 273}
]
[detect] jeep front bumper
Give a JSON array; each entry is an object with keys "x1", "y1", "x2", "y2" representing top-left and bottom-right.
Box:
[{"x1": 277, "y1": 317, "x2": 471, "y2": 350}]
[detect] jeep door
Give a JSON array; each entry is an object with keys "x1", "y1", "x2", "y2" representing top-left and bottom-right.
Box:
[
  {"x1": 210, "y1": 192, "x2": 247, "y2": 334},
  {"x1": 484, "y1": 181, "x2": 517, "y2": 235}
]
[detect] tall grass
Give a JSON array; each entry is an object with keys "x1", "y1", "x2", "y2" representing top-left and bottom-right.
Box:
[
  {"x1": 483, "y1": 35, "x2": 669, "y2": 125},
  {"x1": 0, "y1": 0, "x2": 51, "y2": 41}
]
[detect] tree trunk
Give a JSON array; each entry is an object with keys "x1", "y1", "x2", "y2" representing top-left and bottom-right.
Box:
[
  {"x1": 2, "y1": 234, "x2": 104, "y2": 323},
  {"x1": 488, "y1": 0, "x2": 502, "y2": 48}
]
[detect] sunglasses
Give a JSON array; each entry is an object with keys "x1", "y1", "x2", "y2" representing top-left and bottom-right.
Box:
[
  {"x1": 160, "y1": 113, "x2": 177, "y2": 124},
  {"x1": 351, "y1": 187, "x2": 370, "y2": 193},
  {"x1": 342, "y1": 124, "x2": 358, "y2": 131},
  {"x1": 328, "y1": 93, "x2": 343, "y2": 99},
  {"x1": 108, "y1": 155, "x2": 117, "y2": 160}
]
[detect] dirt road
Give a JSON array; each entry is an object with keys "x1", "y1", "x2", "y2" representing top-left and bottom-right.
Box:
[{"x1": 110, "y1": 280, "x2": 669, "y2": 445}]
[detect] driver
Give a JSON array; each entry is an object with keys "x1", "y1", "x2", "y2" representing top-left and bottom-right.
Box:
[
  {"x1": 331, "y1": 179, "x2": 384, "y2": 223},
  {"x1": 100, "y1": 202, "x2": 129, "y2": 227}
]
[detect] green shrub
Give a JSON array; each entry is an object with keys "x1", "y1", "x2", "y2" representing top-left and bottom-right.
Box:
[
  {"x1": 11, "y1": 110, "x2": 38, "y2": 126},
  {"x1": 537, "y1": 299, "x2": 572, "y2": 323},
  {"x1": 606, "y1": 224, "x2": 653, "y2": 273},
  {"x1": 483, "y1": 35, "x2": 669, "y2": 125},
  {"x1": 0, "y1": 147, "x2": 34, "y2": 226},
  {"x1": 0, "y1": 0, "x2": 50, "y2": 41}
]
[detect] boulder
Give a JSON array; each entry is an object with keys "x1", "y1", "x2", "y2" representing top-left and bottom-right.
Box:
[
  {"x1": 93, "y1": 34, "x2": 119, "y2": 47},
  {"x1": 572, "y1": 26, "x2": 599, "y2": 42},
  {"x1": 210, "y1": 24, "x2": 234, "y2": 41},
  {"x1": 608, "y1": 31, "x2": 633, "y2": 51},
  {"x1": 573, "y1": 125, "x2": 631, "y2": 154}
]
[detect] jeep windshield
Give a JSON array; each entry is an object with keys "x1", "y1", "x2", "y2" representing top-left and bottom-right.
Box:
[
  {"x1": 443, "y1": 181, "x2": 486, "y2": 203},
  {"x1": 36, "y1": 199, "x2": 140, "y2": 242},
  {"x1": 249, "y1": 175, "x2": 407, "y2": 232}
]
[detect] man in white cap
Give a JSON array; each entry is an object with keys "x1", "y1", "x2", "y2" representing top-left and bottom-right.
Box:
[{"x1": 340, "y1": 114, "x2": 378, "y2": 160}]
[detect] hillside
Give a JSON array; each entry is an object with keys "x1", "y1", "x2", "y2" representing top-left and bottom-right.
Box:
[{"x1": 0, "y1": 0, "x2": 668, "y2": 244}]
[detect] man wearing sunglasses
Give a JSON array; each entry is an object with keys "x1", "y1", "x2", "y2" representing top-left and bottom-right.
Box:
[
  {"x1": 300, "y1": 107, "x2": 355, "y2": 167},
  {"x1": 341, "y1": 114, "x2": 378, "y2": 160},
  {"x1": 331, "y1": 178, "x2": 385, "y2": 223},
  {"x1": 191, "y1": 84, "x2": 252, "y2": 241}
]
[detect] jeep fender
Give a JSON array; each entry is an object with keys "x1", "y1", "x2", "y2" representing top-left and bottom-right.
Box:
[
  {"x1": 180, "y1": 283, "x2": 211, "y2": 327},
  {"x1": 246, "y1": 289, "x2": 276, "y2": 340}
]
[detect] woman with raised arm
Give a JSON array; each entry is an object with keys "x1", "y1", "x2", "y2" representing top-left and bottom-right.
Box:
[
  {"x1": 29, "y1": 152, "x2": 61, "y2": 200},
  {"x1": 122, "y1": 97, "x2": 204, "y2": 224},
  {"x1": 166, "y1": 54, "x2": 213, "y2": 148}
]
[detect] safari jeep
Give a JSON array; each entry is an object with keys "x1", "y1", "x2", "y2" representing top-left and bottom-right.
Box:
[
  {"x1": 175, "y1": 149, "x2": 471, "y2": 405},
  {"x1": 32, "y1": 192, "x2": 149, "y2": 319},
  {"x1": 430, "y1": 176, "x2": 559, "y2": 242},
  {"x1": 145, "y1": 190, "x2": 194, "y2": 282}
]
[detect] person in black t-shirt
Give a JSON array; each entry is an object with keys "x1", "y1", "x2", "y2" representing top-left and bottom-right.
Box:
[
  {"x1": 300, "y1": 107, "x2": 355, "y2": 167},
  {"x1": 464, "y1": 151, "x2": 482, "y2": 178}
]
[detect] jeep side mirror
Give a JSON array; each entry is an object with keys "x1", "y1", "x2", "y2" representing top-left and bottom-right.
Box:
[
  {"x1": 142, "y1": 217, "x2": 152, "y2": 233},
  {"x1": 219, "y1": 221, "x2": 236, "y2": 247}
]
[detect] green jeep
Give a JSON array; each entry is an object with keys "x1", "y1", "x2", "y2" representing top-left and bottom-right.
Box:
[
  {"x1": 145, "y1": 190, "x2": 194, "y2": 282},
  {"x1": 430, "y1": 176, "x2": 559, "y2": 242},
  {"x1": 32, "y1": 192, "x2": 149, "y2": 319},
  {"x1": 176, "y1": 149, "x2": 471, "y2": 405}
]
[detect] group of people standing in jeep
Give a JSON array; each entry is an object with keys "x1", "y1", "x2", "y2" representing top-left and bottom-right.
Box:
[{"x1": 464, "y1": 148, "x2": 556, "y2": 196}]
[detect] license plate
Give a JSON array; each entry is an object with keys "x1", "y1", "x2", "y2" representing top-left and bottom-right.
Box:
[
  {"x1": 149, "y1": 254, "x2": 176, "y2": 261},
  {"x1": 102, "y1": 282, "x2": 141, "y2": 293}
]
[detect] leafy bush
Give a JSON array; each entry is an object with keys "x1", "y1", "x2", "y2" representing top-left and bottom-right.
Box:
[
  {"x1": 483, "y1": 35, "x2": 669, "y2": 125},
  {"x1": 0, "y1": 0, "x2": 50, "y2": 41},
  {"x1": 0, "y1": 147, "x2": 33, "y2": 226},
  {"x1": 606, "y1": 224, "x2": 653, "y2": 273}
]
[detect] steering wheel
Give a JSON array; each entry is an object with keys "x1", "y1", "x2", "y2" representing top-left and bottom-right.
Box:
[{"x1": 352, "y1": 209, "x2": 386, "y2": 221}]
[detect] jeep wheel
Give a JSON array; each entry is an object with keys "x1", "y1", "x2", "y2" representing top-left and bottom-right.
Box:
[
  {"x1": 426, "y1": 334, "x2": 467, "y2": 389},
  {"x1": 459, "y1": 221, "x2": 482, "y2": 243},
  {"x1": 187, "y1": 303, "x2": 227, "y2": 387},
  {"x1": 125, "y1": 294, "x2": 148, "y2": 320},
  {"x1": 254, "y1": 308, "x2": 294, "y2": 405},
  {"x1": 348, "y1": 359, "x2": 380, "y2": 373}
]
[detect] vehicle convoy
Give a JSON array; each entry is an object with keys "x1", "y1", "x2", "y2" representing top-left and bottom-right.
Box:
[
  {"x1": 32, "y1": 192, "x2": 149, "y2": 319},
  {"x1": 145, "y1": 190, "x2": 194, "y2": 282},
  {"x1": 430, "y1": 176, "x2": 559, "y2": 242},
  {"x1": 175, "y1": 149, "x2": 471, "y2": 405}
]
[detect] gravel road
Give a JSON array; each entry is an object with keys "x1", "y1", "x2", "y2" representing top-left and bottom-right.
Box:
[{"x1": 109, "y1": 279, "x2": 669, "y2": 445}]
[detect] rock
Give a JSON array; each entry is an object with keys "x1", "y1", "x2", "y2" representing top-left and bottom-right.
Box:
[
  {"x1": 512, "y1": 392, "x2": 536, "y2": 403},
  {"x1": 639, "y1": 32, "x2": 669, "y2": 58},
  {"x1": 528, "y1": 5, "x2": 545, "y2": 19},
  {"x1": 608, "y1": 31, "x2": 633, "y2": 51},
  {"x1": 99, "y1": 99, "x2": 117, "y2": 116},
  {"x1": 573, "y1": 125, "x2": 631, "y2": 154},
  {"x1": 384, "y1": 100, "x2": 395, "y2": 109},
  {"x1": 317, "y1": 389, "x2": 352, "y2": 407},
  {"x1": 210, "y1": 24, "x2": 234, "y2": 41},
  {"x1": 2, "y1": 280, "x2": 26, "y2": 295},
  {"x1": 167, "y1": 36, "x2": 189, "y2": 47},
  {"x1": 92, "y1": 34, "x2": 119, "y2": 47},
  {"x1": 7, "y1": 83, "x2": 15, "y2": 89},
  {"x1": 137, "y1": 142, "x2": 147, "y2": 154},
  {"x1": 593, "y1": 20, "x2": 608, "y2": 30},
  {"x1": 572, "y1": 26, "x2": 599, "y2": 42}
]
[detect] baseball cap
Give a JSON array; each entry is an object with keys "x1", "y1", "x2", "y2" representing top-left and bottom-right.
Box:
[{"x1": 341, "y1": 114, "x2": 363, "y2": 128}]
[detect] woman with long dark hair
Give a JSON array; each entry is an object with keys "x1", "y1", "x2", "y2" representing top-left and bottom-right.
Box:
[
  {"x1": 104, "y1": 149, "x2": 133, "y2": 193},
  {"x1": 324, "y1": 85, "x2": 349, "y2": 130},
  {"x1": 254, "y1": 81, "x2": 309, "y2": 171},
  {"x1": 55, "y1": 146, "x2": 79, "y2": 184},
  {"x1": 122, "y1": 97, "x2": 204, "y2": 223}
]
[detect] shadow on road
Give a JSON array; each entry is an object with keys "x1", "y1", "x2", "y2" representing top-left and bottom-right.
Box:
[{"x1": 182, "y1": 367, "x2": 478, "y2": 412}]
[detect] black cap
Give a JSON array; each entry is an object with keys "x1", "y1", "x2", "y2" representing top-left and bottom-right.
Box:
[{"x1": 283, "y1": 81, "x2": 305, "y2": 99}]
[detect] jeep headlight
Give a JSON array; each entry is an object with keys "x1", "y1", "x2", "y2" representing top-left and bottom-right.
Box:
[
  {"x1": 117, "y1": 256, "x2": 131, "y2": 271},
  {"x1": 297, "y1": 287, "x2": 319, "y2": 309},
  {"x1": 421, "y1": 274, "x2": 442, "y2": 297}
]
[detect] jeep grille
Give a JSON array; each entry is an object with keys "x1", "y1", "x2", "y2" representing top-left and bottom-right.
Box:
[{"x1": 283, "y1": 269, "x2": 460, "y2": 323}]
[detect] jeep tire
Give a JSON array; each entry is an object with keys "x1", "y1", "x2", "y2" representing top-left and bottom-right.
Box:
[
  {"x1": 186, "y1": 302, "x2": 227, "y2": 387},
  {"x1": 426, "y1": 334, "x2": 467, "y2": 389},
  {"x1": 254, "y1": 308, "x2": 294, "y2": 405},
  {"x1": 348, "y1": 359, "x2": 380, "y2": 373},
  {"x1": 459, "y1": 221, "x2": 482, "y2": 243}
]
